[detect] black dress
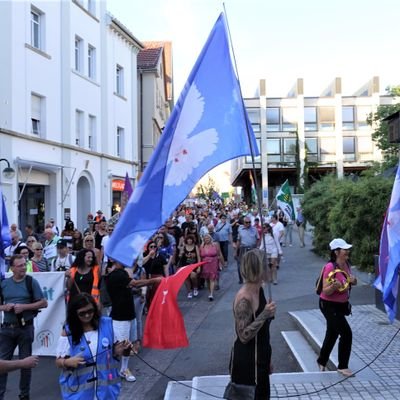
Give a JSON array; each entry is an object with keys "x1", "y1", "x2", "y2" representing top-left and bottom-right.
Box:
[{"x1": 230, "y1": 288, "x2": 272, "y2": 400}]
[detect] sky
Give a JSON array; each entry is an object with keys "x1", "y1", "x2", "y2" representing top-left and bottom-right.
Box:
[{"x1": 108, "y1": 0, "x2": 400, "y2": 99}]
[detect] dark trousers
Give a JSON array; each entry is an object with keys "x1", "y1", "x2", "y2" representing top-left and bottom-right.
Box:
[
  {"x1": 219, "y1": 241, "x2": 229, "y2": 263},
  {"x1": 317, "y1": 299, "x2": 352, "y2": 369},
  {"x1": 0, "y1": 325, "x2": 35, "y2": 399}
]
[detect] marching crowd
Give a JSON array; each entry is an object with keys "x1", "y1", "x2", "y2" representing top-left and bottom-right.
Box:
[{"x1": 0, "y1": 202, "x2": 307, "y2": 399}]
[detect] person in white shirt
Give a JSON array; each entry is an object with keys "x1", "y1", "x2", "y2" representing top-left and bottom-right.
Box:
[
  {"x1": 269, "y1": 214, "x2": 285, "y2": 270},
  {"x1": 52, "y1": 239, "x2": 75, "y2": 271}
]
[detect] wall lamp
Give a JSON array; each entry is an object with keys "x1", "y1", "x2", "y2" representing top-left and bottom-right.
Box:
[{"x1": 0, "y1": 158, "x2": 16, "y2": 179}]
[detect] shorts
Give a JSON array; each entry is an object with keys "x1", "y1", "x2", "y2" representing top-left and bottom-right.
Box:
[{"x1": 112, "y1": 320, "x2": 132, "y2": 342}]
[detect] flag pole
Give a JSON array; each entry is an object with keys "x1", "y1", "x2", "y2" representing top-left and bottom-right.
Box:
[{"x1": 222, "y1": 4, "x2": 273, "y2": 302}]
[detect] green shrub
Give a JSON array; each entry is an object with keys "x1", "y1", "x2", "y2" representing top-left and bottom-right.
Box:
[{"x1": 302, "y1": 173, "x2": 393, "y2": 272}]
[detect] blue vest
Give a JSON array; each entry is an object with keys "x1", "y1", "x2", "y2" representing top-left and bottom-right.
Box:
[{"x1": 59, "y1": 316, "x2": 121, "y2": 400}]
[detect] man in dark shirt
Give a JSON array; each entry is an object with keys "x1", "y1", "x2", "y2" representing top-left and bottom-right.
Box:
[{"x1": 105, "y1": 262, "x2": 136, "y2": 382}]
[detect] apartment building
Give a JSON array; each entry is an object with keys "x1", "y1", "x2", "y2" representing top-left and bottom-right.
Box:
[
  {"x1": 231, "y1": 77, "x2": 397, "y2": 207},
  {"x1": 0, "y1": 0, "x2": 144, "y2": 232}
]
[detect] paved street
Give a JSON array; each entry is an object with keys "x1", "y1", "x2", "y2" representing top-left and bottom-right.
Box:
[{"x1": 5, "y1": 227, "x2": 393, "y2": 399}]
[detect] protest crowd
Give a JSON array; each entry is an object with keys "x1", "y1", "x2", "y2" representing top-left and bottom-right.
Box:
[{"x1": 0, "y1": 201, "x2": 306, "y2": 399}]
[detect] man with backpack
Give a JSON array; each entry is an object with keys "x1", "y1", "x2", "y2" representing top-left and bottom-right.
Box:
[{"x1": 0, "y1": 254, "x2": 48, "y2": 400}]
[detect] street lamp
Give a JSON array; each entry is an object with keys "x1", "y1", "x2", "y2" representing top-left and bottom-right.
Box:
[{"x1": 0, "y1": 158, "x2": 16, "y2": 180}]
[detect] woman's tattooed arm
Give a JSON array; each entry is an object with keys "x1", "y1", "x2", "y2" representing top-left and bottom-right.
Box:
[{"x1": 234, "y1": 298, "x2": 270, "y2": 344}]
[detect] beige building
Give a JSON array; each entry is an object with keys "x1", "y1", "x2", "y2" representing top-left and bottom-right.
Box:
[
  {"x1": 231, "y1": 76, "x2": 398, "y2": 207},
  {"x1": 137, "y1": 41, "x2": 173, "y2": 171}
]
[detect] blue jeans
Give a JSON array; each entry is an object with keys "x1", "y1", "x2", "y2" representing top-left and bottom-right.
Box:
[
  {"x1": 130, "y1": 294, "x2": 146, "y2": 342},
  {"x1": 0, "y1": 324, "x2": 35, "y2": 399}
]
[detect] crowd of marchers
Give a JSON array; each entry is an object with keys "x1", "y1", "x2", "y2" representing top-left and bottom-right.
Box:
[{"x1": 0, "y1": 201, "x2": 307, "y2": 399}]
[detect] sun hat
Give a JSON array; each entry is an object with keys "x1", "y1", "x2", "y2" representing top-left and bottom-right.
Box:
[{"x1": 329, "y1": 238, "x2": 352, "y2": 250}]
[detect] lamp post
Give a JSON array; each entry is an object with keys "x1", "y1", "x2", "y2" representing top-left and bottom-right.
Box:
[{"x1": 0, "y1": 158, "x2": 16, "y2": 180}]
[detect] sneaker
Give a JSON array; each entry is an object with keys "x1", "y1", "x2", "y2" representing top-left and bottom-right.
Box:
[
  {"x1": 120, "y1": 368, "x2": 136, "y2": 382},
  {"x1": 273, "y1": 281, "x2": 278, "y2": 285},
  {"x1": 187, "y1": 292, "x2": 193, "y2": 299},
  {"x1": 208, "y1": 295, "x2": 214, "y2": 301},
  {"x1": 193, "y1": 289, "x2": 199, "y2": 297}
]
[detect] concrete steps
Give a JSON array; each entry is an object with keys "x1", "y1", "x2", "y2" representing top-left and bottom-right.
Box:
[{"x1": 164, "y1": 307, "x2": 378, "y2": 400}]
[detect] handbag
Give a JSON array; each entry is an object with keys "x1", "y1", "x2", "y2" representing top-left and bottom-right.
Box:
[
  {"x1": 224, "y1": 310, "x2": 257, "y2": 400},
  {"x1": 223, "y1": 381, "x2": 256, "y2": 400}
]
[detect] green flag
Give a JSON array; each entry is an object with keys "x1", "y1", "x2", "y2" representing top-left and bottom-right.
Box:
[{"x1": 276, "y1": 180, "x2": 295, "y2": 220}]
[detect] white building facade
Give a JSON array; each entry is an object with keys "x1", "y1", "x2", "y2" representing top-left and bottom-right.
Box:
[
  {"x1": 0, "y1": 0, "x2": 143, "y2": 231},
  {"x1": 231, "y1": 77, "x2": 398, "y2": 206}
]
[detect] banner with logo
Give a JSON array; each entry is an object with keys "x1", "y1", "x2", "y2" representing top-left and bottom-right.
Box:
[{"x1": 3, "y1": 272, "x2": 66, "y2": 356}]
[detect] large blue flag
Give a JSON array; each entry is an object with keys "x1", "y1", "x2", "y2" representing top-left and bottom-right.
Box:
[
  {"x1": 106, "y1": 13, "x2": 259, "y2": 266},
  {"x1": 0, "y1": 186, "x2": 11, "y2": 279},
  {"x1": 374, "y1": 165, "x2": 400, "y2": 322}
]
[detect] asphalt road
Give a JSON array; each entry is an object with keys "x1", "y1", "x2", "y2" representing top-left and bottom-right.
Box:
[{"x1": 4, "y1": 231, "x2": 376, "y2": 399}]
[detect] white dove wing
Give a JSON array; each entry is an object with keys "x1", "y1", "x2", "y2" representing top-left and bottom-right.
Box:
[
  {"x1": 167, "y1": 84, "x2": 205, "y2": 167},
  {"x1": 165, "y1": 128, "x2": 218, "y2": 186}
]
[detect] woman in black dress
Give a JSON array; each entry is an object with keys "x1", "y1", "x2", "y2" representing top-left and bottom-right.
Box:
[{"x1": 229, "y1": 249, "x2": 276, "y2": 399}]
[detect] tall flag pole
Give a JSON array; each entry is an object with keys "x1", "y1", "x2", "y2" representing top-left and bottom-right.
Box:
[
  {"x1": 106, "y1": 13, "x2": 259, "y2": 267},
  {"x1": 275, "y1": 180, "x2": 296, "y2": 221},
  {"x1": 0, "y1": 186, "x2": 11, "y2": 279},
  {"x1": 374, "y1": 165, "x2": 400, "y2": 322}
]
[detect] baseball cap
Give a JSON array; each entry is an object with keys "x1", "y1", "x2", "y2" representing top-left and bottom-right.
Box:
[
  {"x1": 57, "y1": 239, "x2": 68, "y2": 248},
  {"x1": 329, "y1": 238, "x2": 352, "y2": 250},
  {"x1": 97, "y1": 210, "x2": 103, "y2": 214}
]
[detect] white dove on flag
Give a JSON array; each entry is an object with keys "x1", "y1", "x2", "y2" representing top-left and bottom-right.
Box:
[{"x1": 164, "y1": 83, "x2": 218, "y2": 186}]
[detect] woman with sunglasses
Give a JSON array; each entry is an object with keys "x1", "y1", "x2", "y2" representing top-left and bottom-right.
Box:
[
  {"x1": 25, "y1": 236, "x2": 37, "y2": 251},
  {"x1": 30, "y1": 242, "x2": 50, "y2": 272},
  {"x1": 83, "y1": 235, "x2": 101, "y2": 265},
  {"x1": 56, "y1": 293, "x2": 132, "y2": 399},
  {"x1": 65, "y1": 249, "x2": 101, "y2": 305}
]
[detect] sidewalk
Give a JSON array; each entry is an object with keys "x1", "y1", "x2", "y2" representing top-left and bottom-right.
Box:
[{"x1": 122, "y1": 228, "x2": 399, "y2": 400}]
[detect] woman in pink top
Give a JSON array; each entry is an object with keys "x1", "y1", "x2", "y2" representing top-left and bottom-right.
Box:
[{"x1": 317, "y1": 238, "x2": 357, "y2": 377}]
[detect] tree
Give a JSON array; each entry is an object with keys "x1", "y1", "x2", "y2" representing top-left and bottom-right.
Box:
[
  {"x1": 367, "y1": 85, "x2": 400, "y2": 168},
  {"x1": 196, "y1": 176, "x2": 219, "y2": 202}
]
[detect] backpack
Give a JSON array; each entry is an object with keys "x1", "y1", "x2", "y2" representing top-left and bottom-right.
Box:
[{"x1": 0, "y1": 275, "x2": 40, "y2": 316}]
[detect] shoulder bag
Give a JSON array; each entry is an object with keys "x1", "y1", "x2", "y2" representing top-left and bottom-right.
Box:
[{"x1": 223, "y1": 310, "x2": 257, "y2": 400}]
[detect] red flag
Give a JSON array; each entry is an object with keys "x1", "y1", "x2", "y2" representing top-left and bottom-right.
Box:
[{"x1": 143, "y1": 262, "x2": 205, "y2": 349}]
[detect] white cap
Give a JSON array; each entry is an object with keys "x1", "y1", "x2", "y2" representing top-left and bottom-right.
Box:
[{"x1": 329, "y1": 238, "x2": 352, "y2": 250}]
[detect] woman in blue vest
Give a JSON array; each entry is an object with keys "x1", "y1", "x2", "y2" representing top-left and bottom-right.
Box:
[{"x1": 55, "y1": 293, "x2": 133, "y2": 399}]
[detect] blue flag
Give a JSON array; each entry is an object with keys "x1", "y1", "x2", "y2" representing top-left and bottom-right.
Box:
[
  {"x1": 374, "y1": 165, "x2": 400, "y2": 322},
  {"x1": 0, "y1": 186, "x2": 11, "y2": 279},
  {"x1": 106, "y1": 13, "x2": 259, "y2": 266}
]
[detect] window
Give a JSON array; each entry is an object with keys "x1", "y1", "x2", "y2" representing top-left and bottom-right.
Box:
[
  {"x1": 319, "y1": 107, "x2": 335, "y2": 131},
  {"x1": 251, "y1": 124, "x2": 261, "y2": 135},
  {"x1": 342, "y1": 106, "x2": 355, "y2": 131},
  {"x1": 282, "y1": 108, "x2": 297, "y2": 132},
  {"x1": 283, "y1": 138, "x2": 296, "y2": 162},
  {"x1": 357, "y1": 106, "x2": 371, "y2": 130},
  {"x1": 320, "y1": 137, "x2": 336, "y2": 162},
  {"x1": 247, "y1": 109, "x2": 260, "y2": 124},
  {"x1": 266, "y1": 108, "x2": 280, "y2": 132},
  {"x1": 75, "y1": 36, "x2": 83, "y2": 72},
  {"x1": 116, "y1": 65, "x2": 124, "y2": 95},
  {"x1": 31, "y1": 9, "x2": 41, "y2": 49},
  {"x1": 305, "y1": 137, "x2": 318, "y2": 162},
  {"x1": 343, "y1": 137, "x2": 355, "y2": 161},
  {"x1": 75, "y1": 110, "x2": 84, "y2": 146},
  {"x1": 245, "y1": 139, "x2": 261, "y2": 164},
  {"x1": 87, "y1": 0, "x2": 96, "y2": 14},
  {"x1": 88, "y1": 45, "x2": 96, "y2": 79},
  {"x1": 266, "y1": 138, "x2": 281, "y2": 162},
  {"x1": 304, "y1": 107, "x2": 317, "y2": 131},
  {"x1": 88, "y1": 115, "x2": 96, "y2": 151},
  {"x1": 117, "y1": 127, "x2": 124, "y2": 157},
  {"x1": 31, "y1": 94, "x2": 42, "y2": 135}
]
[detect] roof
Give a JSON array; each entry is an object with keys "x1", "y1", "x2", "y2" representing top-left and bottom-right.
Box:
[{"x1": 137, "y1": 47, "x2": 163, "y2": 69}]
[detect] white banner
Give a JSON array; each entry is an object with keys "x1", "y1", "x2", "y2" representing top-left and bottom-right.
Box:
[{"x1": 3, "y1": 272, "x2": 66, "y2": 356}]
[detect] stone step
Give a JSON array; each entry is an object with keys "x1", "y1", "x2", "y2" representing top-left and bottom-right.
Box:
[
  {"x1": 289, "y1": 308, "x2": 378, "y2": 380},
  {"x1": 164, "y1": 380, "x2": 192, "y2": 400},
  {"x1": 281, "y1": 330, "x2": 320, "y2": 372}
]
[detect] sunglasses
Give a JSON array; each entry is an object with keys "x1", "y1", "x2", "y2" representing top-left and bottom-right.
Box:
[
  {"x1": 85, "y1": 240, "x2": 94, "y2": 242},
  {"x1": 27, "y1": 240, "x2": 35, "y2": 243},
  {"x1": 77, "y1": 309, "x2": 95, "y2": 317},
  {"x1": 35, "y1": 248, "x2": 43, "y2": 251},
  {"x1": 149, "y1": 245, "x2": 156, "y2": 248},
  {"x1": 244, "y1": 221, "x2": 251, "y2": 224}
]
